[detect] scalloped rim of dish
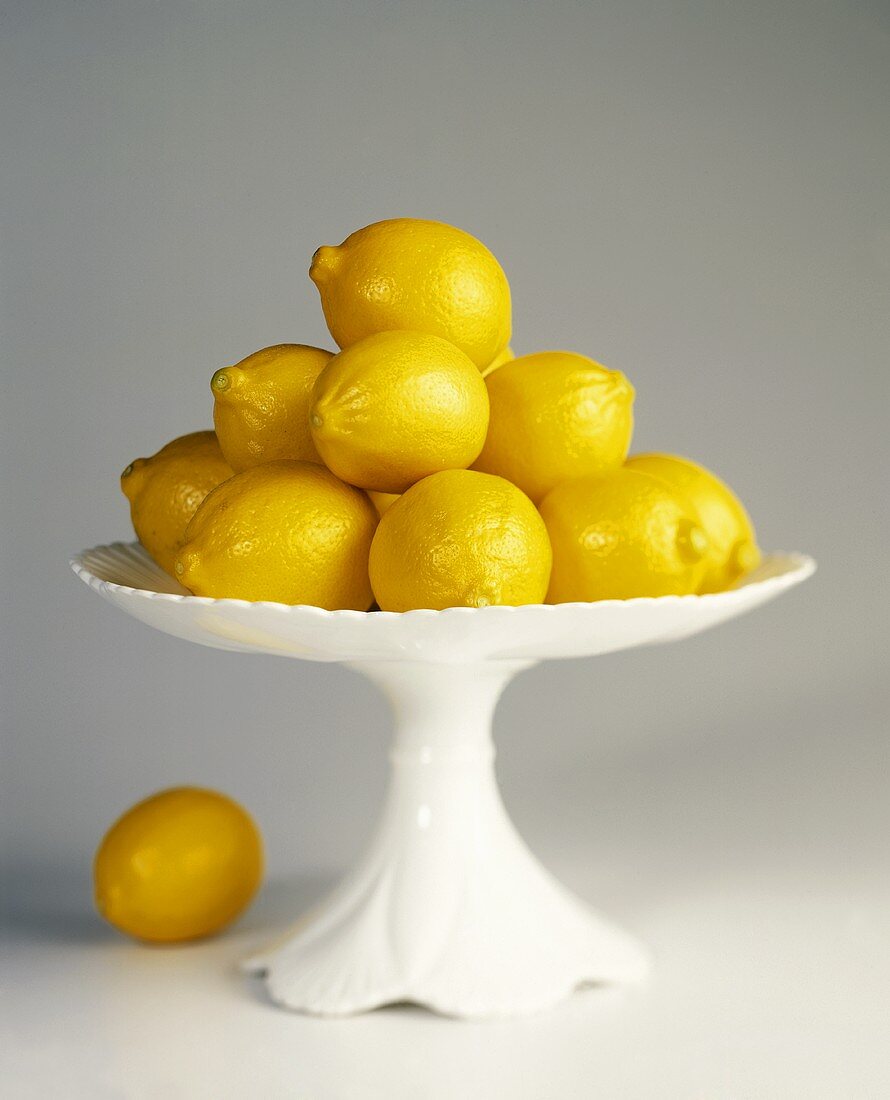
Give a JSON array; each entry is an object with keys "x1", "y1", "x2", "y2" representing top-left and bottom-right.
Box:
[{"x1": 71, "y1": 543, "x2": 816, "y2": 620}]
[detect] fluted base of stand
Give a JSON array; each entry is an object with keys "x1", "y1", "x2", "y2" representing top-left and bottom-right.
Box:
[{"x1": 244, "y1": 662, "x2": 648, "y2": 1019}]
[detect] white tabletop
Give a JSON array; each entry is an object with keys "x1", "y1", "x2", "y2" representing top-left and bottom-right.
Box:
[{"x1": 4, "y1": 693, "x2": 888, "y2": 1100}]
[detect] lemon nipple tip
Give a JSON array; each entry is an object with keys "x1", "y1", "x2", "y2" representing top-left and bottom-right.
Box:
[
  {"x1": 678, "y1": 521, "x2": 708, "y2": 563},
  {"x1": 309, "y1": 246, "x2": 338, "y2": 283},
  {"x1": 733, "y1": 540, "x2": 760, "y2": 574}
]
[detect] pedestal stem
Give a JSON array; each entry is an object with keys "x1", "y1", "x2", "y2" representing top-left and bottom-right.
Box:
[
  {"x1": 358, "y1": 659, "x2": 526, "y2": 749},
  {"x1": 246, "y1": 660, "x2": 648, "y2": 1018}
]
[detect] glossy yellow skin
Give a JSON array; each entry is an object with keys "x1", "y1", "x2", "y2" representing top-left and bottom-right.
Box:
[
  {"x1": 94, "y1": 787, "x2": 263, "y2": 943},
  {"x1": 539, "y1": 468, "x2": 709, "y2": 602},
  {"x1": 481, "y1": 344, "x2": 515, "y2": 378},
  {"x1": 368, "y1": 490, "x2": 400, "y2": 517},
  {"x1": 625, "y1": 453, "x2": 761, "y2": 593},
  {"x1": 211, "y1": 344, "x2": 333, "y2": 472},
  {"x1": 370, "y1": 469, "x2": 552, "y2": 611},
  {"x1": 310, "y1": 331, "x2": 490, "y2": 493},
  {"x1": 473, "y1": 352, "x2": 635, "y2": 503},
  {"x1": 310, "y1": 219, "x2": 512, "y2": 369},
  {"x1": 176, "y1": 461, "x2": 377, "y2": 608},
  {"x1": 121, "y1": 431, "x2": 233, "y2": 576}
]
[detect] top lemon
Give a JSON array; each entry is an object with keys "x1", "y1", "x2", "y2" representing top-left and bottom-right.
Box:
[
  {"x1": 625, "y1": 453, "x2": 760, "y2": 592},
  {"x1": 473, "y1": 351, "x2": 635, "y2": 502},
  {"x1": 309, "y1": 219, "x2": 511, "y2": 370},
  {"x1": 211, "y1": 344, "x2": 332, "y2": 472}
]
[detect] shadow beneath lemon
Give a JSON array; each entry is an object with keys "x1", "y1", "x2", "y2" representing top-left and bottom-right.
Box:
[
  {"x1": 1, "y1": 863, "x2": 336, "y2": 953},
  {"x1": 1, "y1": 861, "x2": 111, "y2": 945}
]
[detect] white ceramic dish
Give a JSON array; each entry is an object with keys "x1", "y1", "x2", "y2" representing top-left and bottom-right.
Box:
[{"x1": 72, "y1": 543, "x2": 815, "y2": 1019}]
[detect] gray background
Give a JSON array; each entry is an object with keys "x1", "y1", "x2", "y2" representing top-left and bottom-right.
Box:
[{"x1": 1, "y1": 1, "x2": 888, "y2": 1095}]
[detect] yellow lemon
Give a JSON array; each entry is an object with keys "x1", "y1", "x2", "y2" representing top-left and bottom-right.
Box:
[
  {"x1": 472, "y1": 352, "x2": 635, "y2": 503},
  {"x1": 309, "y1": 330, "x2": 489, "y2": 493},
  {"x1": 211, "y1": 344, "x2": 333, "y2": 471},
  {"x1": 121, "y1": 431, "x2": 233, "y2": 576},
  {"x1": 539, "y1": 468, "x2": 708, "y2": 602},
  {"x1": 368, "y1": 490, "x2": 399, "y2": 517},
  {"x1": 94, "y1": 787, "x2": 263, "y2": 943},
  {"x1": 482, "y1": 344, "x2": 515, "y2": 378},
  {"x1": 309, "y1": 218, "x2": 511, "y2": 369},
  {"x1": 625, "y1": 453, "x2": 761, "y2": 592},
  {"x1": 176, "y1": 461, "x2": 377, "y2": 608},
  {"x1": 369, "y1": 469, "x2": 552, "y2": 611}
]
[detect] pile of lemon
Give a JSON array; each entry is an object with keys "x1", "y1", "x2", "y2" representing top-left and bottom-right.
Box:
[{"x1": 122, "y1": 218, "x2": 760, "y2": 611}]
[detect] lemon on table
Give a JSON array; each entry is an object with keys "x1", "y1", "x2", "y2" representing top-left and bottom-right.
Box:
[
  {"x1": 94, "y1": 787, "x2": 263, "y2": 943},
  {"x1": 472, "y1": 351, "x2": 635, "y2": 503},
  {"x1": 539, "y1": 468, "x2": 708, "y2": 602},
  {"x1": 309, "y1": 330, "x2": 489, "y2": 493},
  {"x1": 625, "y1": 453, "x2": 761, "y2": 593},
  {"x1": 482, "y1": 344, "x2": 514, "y2": 378},
  {"x1": 369, "y1": 469, "x2": 552, "y2": 611},
  {"x1": 176, "y1": 461, "x2": 377, "y2": 608},
  {"x1": 121, "y1": 431, "x2": 233, "y2": 576},
  {"x1": 309, "y1": 218, "x2": 512, "y2": 369},
  {"x1": 211, "y1": 344, "x2": 333, "y2": 471}
]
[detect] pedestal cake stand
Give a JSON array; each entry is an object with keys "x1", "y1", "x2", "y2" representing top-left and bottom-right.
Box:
[{"x1": 72, "y1": 543, "x2": 814, "y2": 1019}]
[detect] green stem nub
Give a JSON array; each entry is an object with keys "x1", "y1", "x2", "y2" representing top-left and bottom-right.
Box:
[{"x1": 212, "y1": 369, "x2": 231, "y2": 394}]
